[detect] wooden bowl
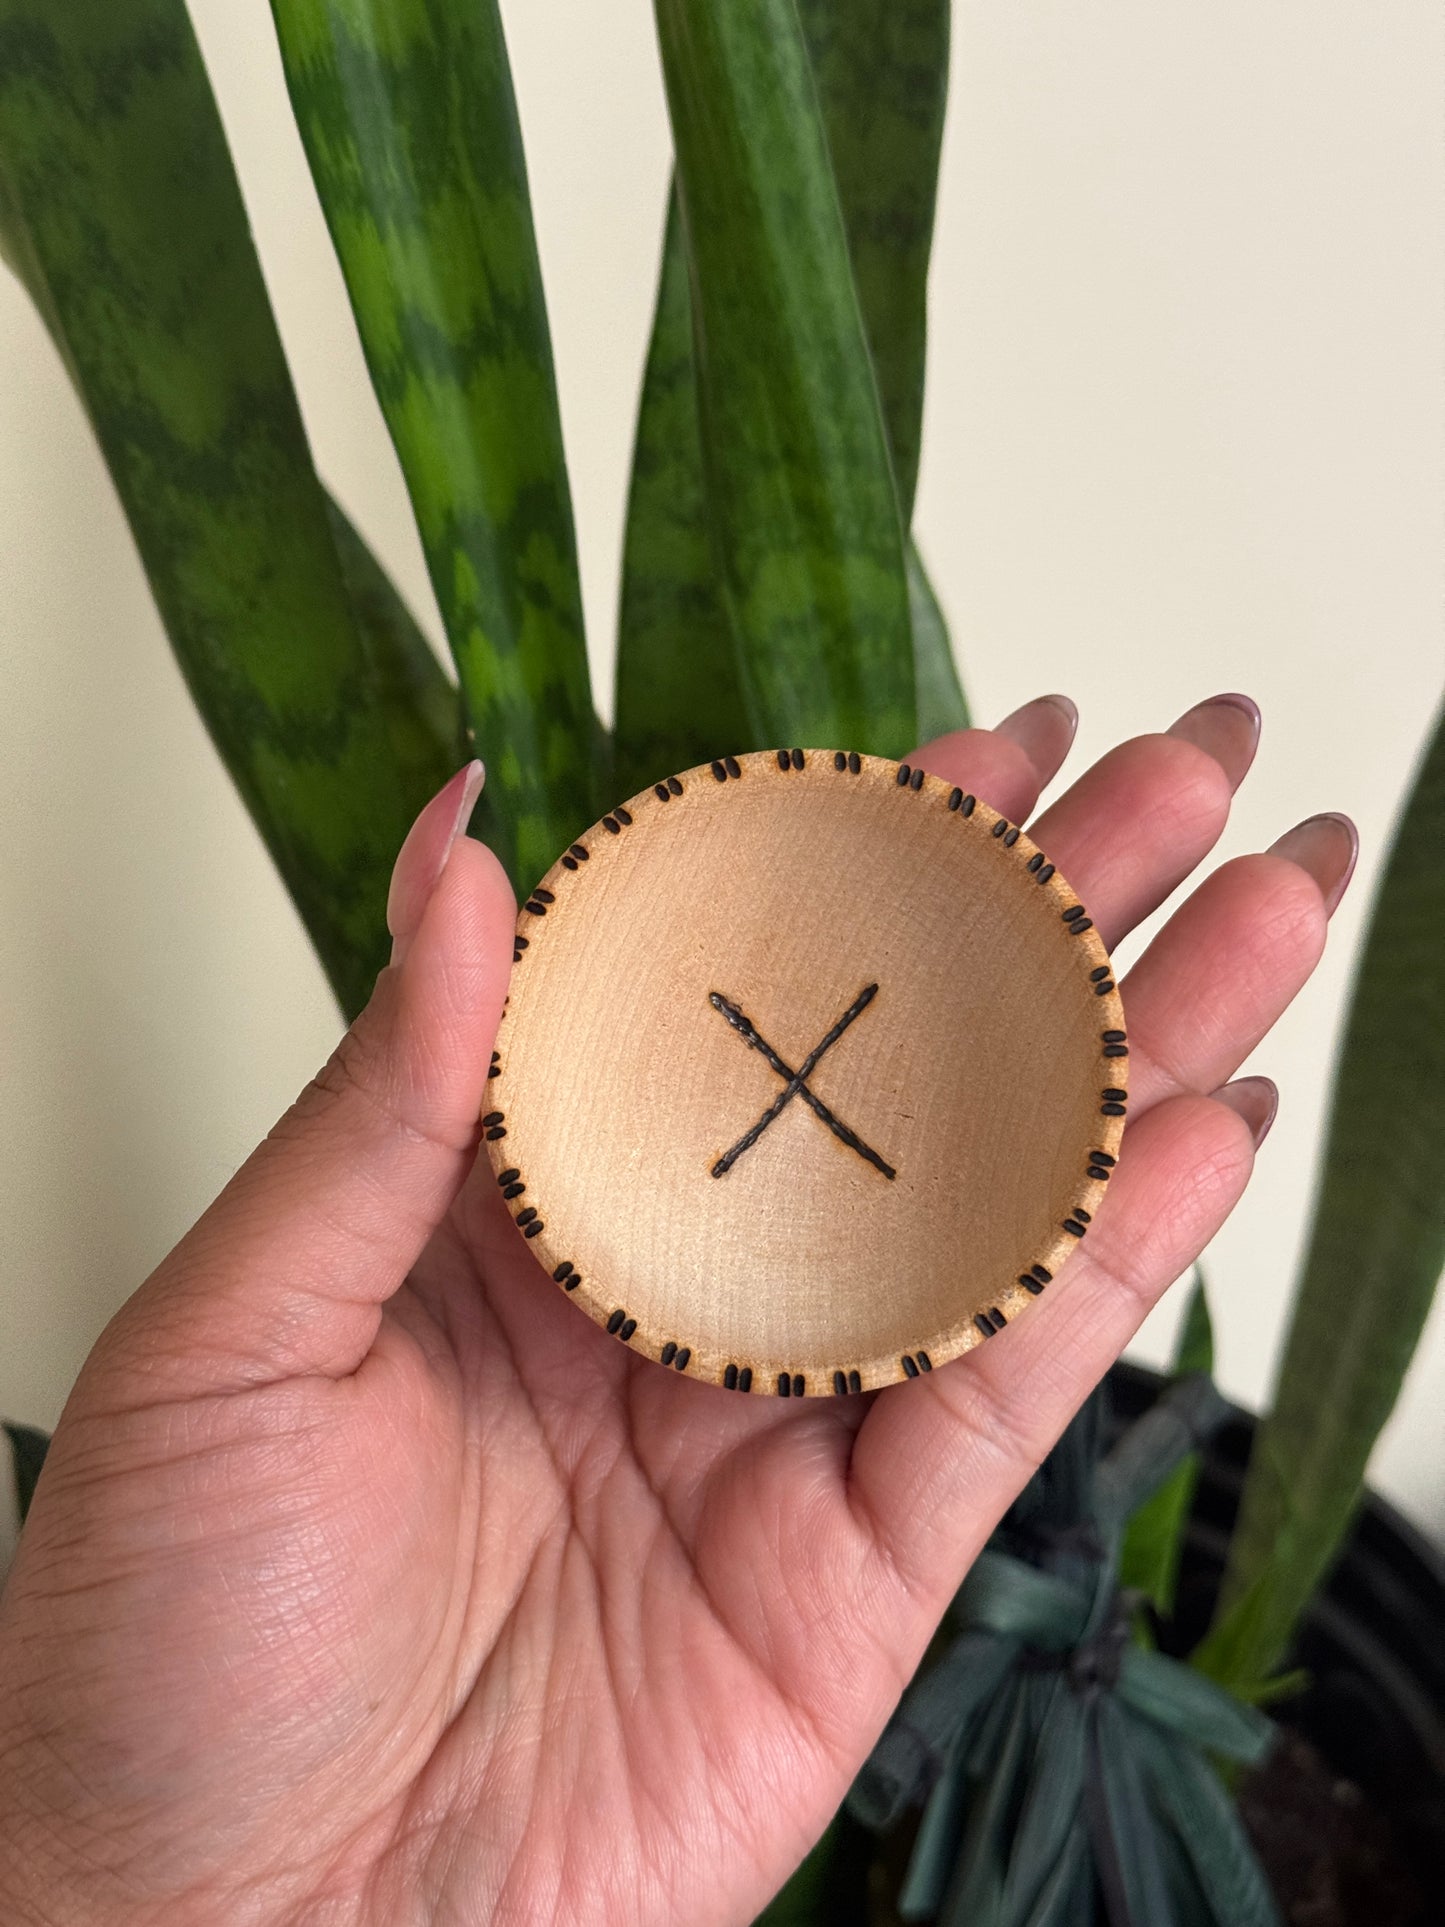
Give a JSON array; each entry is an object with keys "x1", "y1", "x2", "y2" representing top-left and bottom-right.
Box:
[{"x1": 484, "y1": 750, "x2": 1127, "y2": 1396}]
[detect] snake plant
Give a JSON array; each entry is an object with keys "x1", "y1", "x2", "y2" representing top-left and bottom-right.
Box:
[{"x1": 2, "y1": 4, "x2": 1440, "y2": 1922}]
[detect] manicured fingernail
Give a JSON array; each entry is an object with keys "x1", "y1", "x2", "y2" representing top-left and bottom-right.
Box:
[
  {"x1": 1167, "y1": 692, "x2": 1261, "y2": 790},
  {"x1": 995, "y1": 694, "x2": 1078, "y2": 783},
  {"x1": 1210, "y1": 1075, "x2": 1279, "y2": 1150},
  {"x1": 1267, "y1": 811, "x2": 1359, "y2": 916},
  {"x1": 387, "y1": 761, "x2": 486, "y2": 966}
]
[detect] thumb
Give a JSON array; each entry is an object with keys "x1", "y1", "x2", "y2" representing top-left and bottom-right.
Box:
[{"x1": 99, "y1": 762, "x2": 515, "y2": 1399}]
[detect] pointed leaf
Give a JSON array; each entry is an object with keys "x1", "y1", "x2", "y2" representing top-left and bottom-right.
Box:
[
  {"x1": 0, "y1": 0, "x2": 460, "y2": 1017},
  {"x1": 269, "y1": 0, "x2": 602, "y2": 890},
  {"x1": 613, "y1": 187, "x2": 754, "y2": 798},
  {"x1": 652, "y1": 0, "x2": 915, "y2": 753},
  {"x1": 1201, "y1": 698, "x2": 1445, "y2": 1692}
]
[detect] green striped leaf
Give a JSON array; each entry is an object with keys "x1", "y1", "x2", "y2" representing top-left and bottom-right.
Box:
[
  {"x1": 1199, "y1": 699, "x2": 1445, "y2": 1693},
  {"x1": 0, "y1": 0, "x2": 459, "y2": 1019},
  {"x1": 797, "y1": 0, "x2": 946, "y2": 523},
  {"x1": 613, "y1": 188, "x2": 754, "y2": 798},
  {"x1": 617, "y1": 2, "x2": 962, "y2": 791},
  {"x1": 324, "y1": 496, "x2": 464, "y2": 775},
  {"x1": 652, "y1": 0, "x2": 916, "y2": 754},
  {"x1": 269, "y1": 0, "x2": 603, "y2": 891},
  {"x1": 789, "y1": 0, "x2": 967, "y2": 741}
]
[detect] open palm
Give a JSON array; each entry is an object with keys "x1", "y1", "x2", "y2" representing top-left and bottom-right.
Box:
[{"x1": 0, "y1": 696, "x2": 1354, "y2": 1927}]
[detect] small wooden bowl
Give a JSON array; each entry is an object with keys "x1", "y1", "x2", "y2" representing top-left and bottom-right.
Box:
[{"x1": 484, "y1": 750, "x2": 1127, "y2": 1396}]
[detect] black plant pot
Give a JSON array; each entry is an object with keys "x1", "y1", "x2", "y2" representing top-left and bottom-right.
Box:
[{"x1": 1110, "y1": 1361, "x2": 1445, "y2": 1920}]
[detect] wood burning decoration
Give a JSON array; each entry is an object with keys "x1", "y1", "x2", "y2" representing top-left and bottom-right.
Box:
[{"x1": 485, "y1": 751, "x2": 1127, "y2": 1395}]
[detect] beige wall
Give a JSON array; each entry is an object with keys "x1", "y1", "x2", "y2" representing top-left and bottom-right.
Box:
[{"x1": 2, "y1": 2, "x2": 1442, "y2": 1533}]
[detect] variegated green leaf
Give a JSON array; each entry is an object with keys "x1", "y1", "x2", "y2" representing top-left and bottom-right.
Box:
[
  {"x1": 270, "y1": 0, "x2": 604, "y2": 889},
  {"x1": 1200, "y1": 699, "x2": 1445, "y2": 1693},
  {"x1": 617, "y1": 1, "x2": 963, "y2": 791},
  {"x1": 0, "y1": 0, "x2": 459, "y2": 1018},
  {"x1": 652, "y1": 0, "x2": 915, "y2": 753}
]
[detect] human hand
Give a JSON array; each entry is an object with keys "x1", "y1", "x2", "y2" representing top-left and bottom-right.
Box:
[{"x1": 0, "y1": 697, "x2": 1356, "y2": 1926}]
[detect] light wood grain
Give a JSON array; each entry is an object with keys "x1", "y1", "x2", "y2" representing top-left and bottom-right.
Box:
[{"x1": 485, "y1": 750, "x2": 1127, "y2": 1396}]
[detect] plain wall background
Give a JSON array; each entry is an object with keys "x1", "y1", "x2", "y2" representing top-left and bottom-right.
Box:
[{"x1": 2, "y1": 2, "x2": 1442, "y2": 1531}]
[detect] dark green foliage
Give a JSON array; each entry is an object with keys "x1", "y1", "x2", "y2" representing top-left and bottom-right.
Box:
[
  {"x1": 269, "y1": 0, "x2": 604, "y2": 892},
  {"x1": 0, "y1": 0, "x2": 459, "y2": 1019},
  {"x1": 846, "y1": 1380, "x2": 1278, "y2": 1927},
  {"x1": 613, "y1": 187, "x2": 755, "y2": 799},
  {"x1": 651, "y1": 0, "x2": 916, "y2": 755},
  {"x1": 795, "y1": 0, "x2": 945, "y2": 524},
  {"x1": 1200, "y1": 700, "x2": 1445, "y2": 1695},
  {"x1": 617, "y1": 0, "x2": 965, "y2": 797}
]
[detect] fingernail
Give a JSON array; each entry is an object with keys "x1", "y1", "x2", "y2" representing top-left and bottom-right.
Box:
[
  {"x1": 387, "y1": 761, "x2": 486, "y2": 966},
  {"x1": 1167, "y1": 692, "x2": 1261, "y2": 790},
  {"x1": 1211, "y1": 1074, "x2": 1279, "y2": 1150},
  {"x1": 1266, "y1": 811, "x2": 1359, "y2": 916},
  {"x1": 994, "y1": 694, "x2": 1078, "y2": 782}
]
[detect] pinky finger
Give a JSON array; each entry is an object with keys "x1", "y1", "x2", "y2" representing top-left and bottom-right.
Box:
[{"x1": 847, "y1": 1088, "x2": 1260, "y2": 1611}]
